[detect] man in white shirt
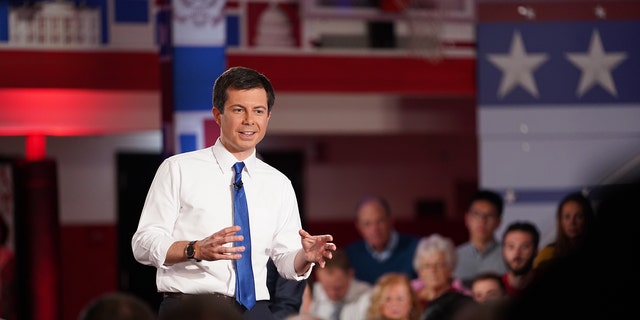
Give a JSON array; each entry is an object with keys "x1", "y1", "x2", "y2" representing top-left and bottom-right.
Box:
[
  {"x1": 309, "y1": 250, "x2": 371, "y2": 320},
  {"x1": 131, "y1": 66, "x2": 336, "y2": 320}
]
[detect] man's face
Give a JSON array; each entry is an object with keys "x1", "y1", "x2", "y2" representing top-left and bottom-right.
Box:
[
  {"x1": 502, "y1": 230, "x2": 536, "y2": 275},
  {"x1": 315, "y1": 268, "x2": 351, "y2": 302},
  {"x1": 465, "y1": 200, "x2": 501, "y2": 243},
  {"x1": 213, "y1": 88, "x2": 271, "y2": 160},
  {"x1": 355, "y1": 201, "x2": 392, "y2": 252}
]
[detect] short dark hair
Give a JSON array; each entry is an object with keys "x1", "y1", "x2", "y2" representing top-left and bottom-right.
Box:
[
  {"x1": 502, "y1": 221, "x2": 540, "y2": 248},
  {"x1": 471, "y1": 271, "x2": 506, "y2": 293},
  {"x1": 321, "y1": 249, "x2": 352, "y2": 272},
  {"x1": 469, "y1": 189, "x2": 504, "y2": 217},
  {"x1": 159, "y1": 293, "x2": 244, "y2": 320},
  {"x1": 79, "y1": 292, "x2": 155, "y2": 320},
  {"x1": 212, "y1": 66, "x2": 275, "y2": 114}
]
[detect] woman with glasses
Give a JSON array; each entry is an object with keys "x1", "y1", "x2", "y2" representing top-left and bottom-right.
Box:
[{"x1": 410, "y1": 234, "x2": 475, "y2": 320}]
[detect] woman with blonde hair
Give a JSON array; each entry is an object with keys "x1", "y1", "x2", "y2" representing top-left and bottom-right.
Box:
[{"x1": 366, "y1": 273, "x2": 421, "y2": 320}]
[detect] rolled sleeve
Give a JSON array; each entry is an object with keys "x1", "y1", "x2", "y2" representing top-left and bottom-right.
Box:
[{"x1": 132, "y1": 230, "x2": 175, "y2": 268}]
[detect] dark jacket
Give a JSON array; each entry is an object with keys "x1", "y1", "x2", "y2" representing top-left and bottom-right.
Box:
[{"x1": 419, "y1": 291, "x2": 475, "y2": 320}]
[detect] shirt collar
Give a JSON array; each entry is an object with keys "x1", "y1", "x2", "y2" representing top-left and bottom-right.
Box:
[
  {"x1": 473, "y1": 239, "x2": 498, "y2": 255},
  {"x1": 211, "y1": 138, "x2": 257, "y2": 177},
  {"x1": 366, "y1": 230, "x2": 399, "y2": 262}
]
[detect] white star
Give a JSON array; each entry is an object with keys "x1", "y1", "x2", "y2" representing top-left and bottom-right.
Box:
[
  {"x1": 503, "y1": 189, "x2": 517, "y2": 204},
  {"x1": 566, "y1": 29, "x2": 627, "y2": 97},
  {"x1": 488, "y1": 31, "x2": 549, "y2": 98}
]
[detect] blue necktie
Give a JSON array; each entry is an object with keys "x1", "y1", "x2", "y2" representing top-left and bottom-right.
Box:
[{"x1": 233, "y1": 162, "x2": 256, "y2": 310}]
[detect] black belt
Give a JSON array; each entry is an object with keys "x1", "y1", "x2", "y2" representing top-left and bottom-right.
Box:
[{"x1": 161, "y1": 292, "x2": 245, "y2": 310}]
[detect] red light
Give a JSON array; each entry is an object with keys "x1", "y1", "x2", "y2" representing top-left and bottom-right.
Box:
[
  {"x1": 25, "y1": 134, "x2": 46, "y2": 161},
  {"x1": 0, "y1": 88, "x2": 160, "y2": 136}
]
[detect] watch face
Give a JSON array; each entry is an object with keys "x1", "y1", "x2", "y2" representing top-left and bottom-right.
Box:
[{"x1": 186, "y1": 243, "x2": 195, "y2": 258}]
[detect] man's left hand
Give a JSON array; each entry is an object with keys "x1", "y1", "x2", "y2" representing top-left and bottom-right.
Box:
[{"x1": 298, "y1": 229, "x2": 336, "y2": 268}]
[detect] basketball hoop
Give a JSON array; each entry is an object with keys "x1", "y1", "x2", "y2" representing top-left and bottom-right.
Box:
[{"x1": 393, "y1": 0, "x2": 444, "y2": 62}]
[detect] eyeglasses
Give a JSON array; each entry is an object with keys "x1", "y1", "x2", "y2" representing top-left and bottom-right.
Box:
[
  {"x1": 420, "y1": 262, "x2": 449, "y2": 270},
  {"x1": 469, "y1": 211, "x2": 498, "y2": 221}
]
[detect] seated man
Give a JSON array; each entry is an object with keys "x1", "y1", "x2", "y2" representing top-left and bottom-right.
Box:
[
  {"x1": 159, "y1": 293, "x2": 244, "y2": 320},
  {"x1": 79, "y1": 292, "x2": 156, "y2": 320},
  {"x1": 501, "y1": 221, "x2": 539, "y2": 297},
  {"x1": 470, "y1": 272, "x2": 507, "y2": 304},
  {"x1": 308, "y1": 250, "x2": 371, "y2": 320},
  {"x1": 454, "y1": 190, "x2": 507, "y2": 289},
  {"x1": 345, "y1": 195, "x2": 419, "y2": 285}
]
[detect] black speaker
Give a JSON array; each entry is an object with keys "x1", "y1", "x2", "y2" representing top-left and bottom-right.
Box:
[
  {"x1": 13, "y1": 159, "x2": 61, "y2": 320},
  {"x1": 116, "y1": 153, "x2": 164, "y2": 311}
]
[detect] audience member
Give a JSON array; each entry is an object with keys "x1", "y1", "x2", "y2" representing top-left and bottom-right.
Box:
[
  {"x1": 469, "y1": 272, "x2": 506, "y2": 304},
  {"x1": 78, "y1": 292, "x2": 156, "y2": 320},
  {"x1": 502, "y1": 179, "x2": 640, "y2": 320},
  {"x1": 267, "y1": 258, "x2": 308, "y2": 319},
  {"x1": 366, "y1": 273, "x2": 421, "y2": 320},
  {"x1": 309, "y1": 250, "x2": 371, "y2": 320},
  {"x1": 158, "y1": 293, "x2": 244, "y2": 320},
  {"x1": 501, "y1": 221, "x2": 539, "y2": 297},
  {"x1": 346, "y1": 195, "x2": 420, "y2": 285},
  {"x1": 411, "y1": 234, "x2": 475, "y2": 320},
  {"x1": 533, "y1": 192, "x2": 594, "y2": 270},
  {"x1": 453, "y1": 190, "x2": 507, "y2": 289},
  {"x1": 411, "y1": 235, "x2": 470, "y2": 303},
  {"x1": 300, "y1": 282, "x2": 313, "y2": 315}
]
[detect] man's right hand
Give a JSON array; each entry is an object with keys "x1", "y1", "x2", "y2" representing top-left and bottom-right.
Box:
[{"x1": 193, "y1": 225, "x2": 246, "y2": 261}]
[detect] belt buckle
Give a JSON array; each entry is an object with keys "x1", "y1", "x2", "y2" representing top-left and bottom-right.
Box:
[{"x1": 162, "y1": 292, "x2": 185, "y2": 299}]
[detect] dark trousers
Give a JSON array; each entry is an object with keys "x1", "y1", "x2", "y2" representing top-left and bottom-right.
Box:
[
  {"x1": 159, "y1": 295, "x2": 274, "y2": 320},
  {"x1": 243, "y1": 301, "x2": 275, "y2": 320}
]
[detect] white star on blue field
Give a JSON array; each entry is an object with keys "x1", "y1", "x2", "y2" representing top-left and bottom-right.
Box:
[{"x1": 478, "y1": 21, "x2": 639, "y2": 106}]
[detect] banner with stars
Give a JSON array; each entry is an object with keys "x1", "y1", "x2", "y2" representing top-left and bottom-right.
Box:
[
  {"x1": 476, "y1": 1, "x2": 640, "y2": 245},
  {"x1": 478, "y1": 21, "x2": 639, "y2": 105}
]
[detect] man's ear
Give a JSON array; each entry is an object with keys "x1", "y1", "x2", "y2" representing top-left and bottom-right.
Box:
[
  {"x1": 212, "y1": 107, "x2": 221, "y2": 125},
  {"x1": 463, "y1": 211, "x2": 471, "y2": 226}
]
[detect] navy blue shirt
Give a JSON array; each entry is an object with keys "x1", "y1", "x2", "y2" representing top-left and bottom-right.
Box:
[{"x1": 345, "y1": 232, "x2": 420, "y2": 285}]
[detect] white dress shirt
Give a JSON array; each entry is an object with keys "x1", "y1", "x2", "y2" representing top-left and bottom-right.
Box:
[
  {"x1": 131, "y1": 139, "x2": 310, "y2": 300},
  {"x1": 310, "y1": 278, "x2": 372, "y2": 320}
]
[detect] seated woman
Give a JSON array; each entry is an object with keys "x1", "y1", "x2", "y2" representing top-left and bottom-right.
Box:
[
  {"x1": 534, "y1": 192, "x2": 595, "y2": 270},
  {"x1": 410, "y1": 234, "x2": 475, "y2": 320},
  {"x1": 366, "y1": 272, "x2": 421, "y2": 320}
]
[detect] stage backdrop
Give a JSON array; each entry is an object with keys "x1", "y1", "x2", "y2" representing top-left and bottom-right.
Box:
[{"x1": 477, "y1": 0, "x2": 640, "y2": 246}]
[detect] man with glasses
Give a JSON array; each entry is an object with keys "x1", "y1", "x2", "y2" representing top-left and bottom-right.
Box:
[{"x1": 453, "y1": 190, "x2": 507, "y2": 289}]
